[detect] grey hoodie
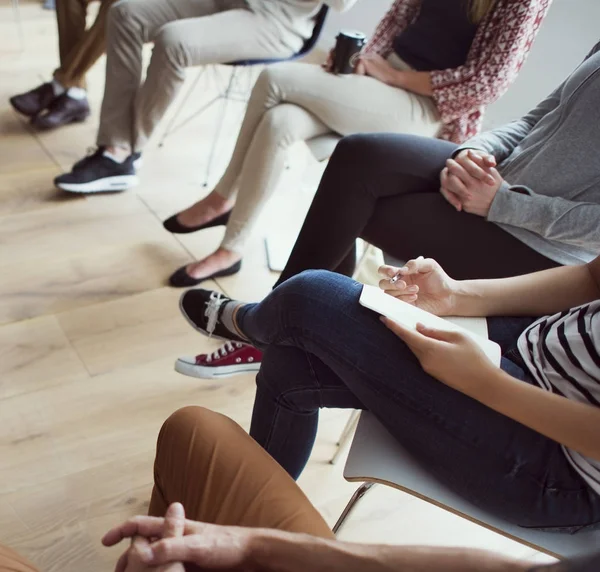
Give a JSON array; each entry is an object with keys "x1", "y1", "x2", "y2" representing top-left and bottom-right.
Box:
[{"x1": 458, "y1": 42, "x2": 600, "y2": 266}]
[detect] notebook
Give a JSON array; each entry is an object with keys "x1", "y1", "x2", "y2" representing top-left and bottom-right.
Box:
[{"x1": 359, "y1": 284, "x2": 501, "y2": 366}]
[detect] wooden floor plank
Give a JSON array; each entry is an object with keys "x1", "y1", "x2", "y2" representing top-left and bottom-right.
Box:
[{"x1": 57, "y1": 284, "x2": 221, "y2": 376}]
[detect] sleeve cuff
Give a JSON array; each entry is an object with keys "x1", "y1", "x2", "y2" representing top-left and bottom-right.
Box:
[
  {"x1": 487, "y1": 182, "x2": 532, "y2": 223},
  {"x1": 451, "y1": 145, "x2": 488, "y2": 159}
]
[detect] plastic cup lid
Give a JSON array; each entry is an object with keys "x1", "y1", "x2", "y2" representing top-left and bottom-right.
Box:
[{"x1": 338, "y1": 30, "x2": 366, "y2": 40}]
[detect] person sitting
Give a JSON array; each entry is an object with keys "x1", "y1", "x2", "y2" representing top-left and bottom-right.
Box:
[
  {"x1": 160, "y1": 0, "x2": 551, "y2": 286},
  {"x1": 177, "y1": 249, "x2": 600, "y2": 534},
  {"x1": 271, "y1": 39, "x2": 600, "y2": 288},
  {"x1": 3, "y1": 407, "x2": 599, "y2": 571},
  {"x1": 9, "y1": 0, "x2": 119, "y2": 129},
  {"x1": 174, "y1": 38, "x2": 600, "y2": 381},
  {"x1": 51, "y1": 0, "x2": 358, "y2": 194}
]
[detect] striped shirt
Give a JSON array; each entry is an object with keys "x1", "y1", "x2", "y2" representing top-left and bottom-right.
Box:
[{"x1": 518, "y1": 301, "x2": 600, "y2": 495}]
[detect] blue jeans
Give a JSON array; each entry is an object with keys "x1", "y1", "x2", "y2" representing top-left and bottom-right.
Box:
[{"x1": 237, "y1": 270, "x2": 600, "y2": 531}]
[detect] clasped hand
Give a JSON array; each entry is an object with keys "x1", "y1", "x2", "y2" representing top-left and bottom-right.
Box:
[
  {"x1": 440, "y1": 149, "x2": 504, "y2": 217},
  {"x1": 324, "y1": 49, "x2": 395, "y2": 83},
  {"x1": 378, "y1": 257, "x2": 497, "y2": 393},
  {"x1": 103, "y1": 503, "x2": 260, "y2": 571}
]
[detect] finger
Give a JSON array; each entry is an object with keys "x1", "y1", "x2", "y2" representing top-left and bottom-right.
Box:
[
  {"x1": 457, "y1": 154, "x2": 495, "y2": 185},
  {"x1": 129, "y1": 537, "x2": 154, "y2": 569},
  {"x1": 115, "y1": 550, "x2": 129, "y2": 572},
  {"x1": 405, "y1": 255, "x2": 434, "y2": 275},
  {"x1": 378, "y1": 264, "x2": 403, "y2": 278},
  {"x1": 440, "y1": 187, "x2": 463, "y2": 211},
  {"x1": 462, "y1": 149, "x2": 496, "y2": 167},
  {"x1": 156, "y1": 505, "x2": 186, "y2": 572},
  {"x1": 380, "y1": 316, "x2": 427, "y2": 348},
  {"x1": 445, "y1": 159, "x2": 475, "y2": 187},
  {"x1": 447, "y1": 174, "x2": 470, "y2": 198},
  {"x1": 441, "y1": 168, "x2": 465, "y2": 206},
  {"x1": 145, "y1": 537, "x2": 202, "y2": 567},
  {"x1": 102, "y1": 516, "x2": 166, "y2": 547},
  {"x1": 440, "y1": 166, "x2": 449, "y2": 186},
  {"x1": 416, "y1": 323, "x2": 464, "y2": 343},
  {"x1": 163, "y1": 503, "x2": 185, "y2": 539},
  {"x1": 477, "y1": 151, "x2": 497, "y2": 168},
  {"x1": 382, "y1": 291, "x2": 419, "y2": 304},
  {"x1": 379, "y1": 277, "x2": 406, "y2": 291}
]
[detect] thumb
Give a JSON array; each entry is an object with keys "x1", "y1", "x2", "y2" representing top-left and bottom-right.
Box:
[{"x1": 416, "y1": 323, "x2": 463, "y2": 343}]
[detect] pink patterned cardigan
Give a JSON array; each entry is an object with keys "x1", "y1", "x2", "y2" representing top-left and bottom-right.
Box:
[{"x1": 364, "y1": 0, "x2": 552, "y2": 143}]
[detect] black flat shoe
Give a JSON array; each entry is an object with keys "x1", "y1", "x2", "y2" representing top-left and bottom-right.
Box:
[
  {"x1": 163, "y1": 209, "x2": 232, "y2": 234},
  {"x1": 169, "y1": 260, "x2": 242, "y2": 288}
]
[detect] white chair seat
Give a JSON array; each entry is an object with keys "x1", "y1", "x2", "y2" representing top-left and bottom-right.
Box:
[{"x1": 343, "y1": 411, "x2": 600, "y2": 558}]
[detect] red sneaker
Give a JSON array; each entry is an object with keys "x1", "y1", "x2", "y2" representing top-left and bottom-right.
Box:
[{"x1": 175, "y1": 342, "x2": 263, "y2": 379}]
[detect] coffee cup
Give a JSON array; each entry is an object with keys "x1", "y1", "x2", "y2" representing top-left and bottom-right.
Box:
[{"x1": 332, "y1": 30, "x2": 367, "y2": 75}]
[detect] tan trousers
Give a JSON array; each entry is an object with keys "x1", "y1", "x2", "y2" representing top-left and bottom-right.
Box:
[
  {"x1": 54, "y1": 0, "x2": 118, "y2": 89},
  {"x1": 148, "y1": 406, "x2": 333, "y2": 535},
  {"x1": 214, "y1": 55, "x2": 441, "y2": 254},
  {"x1": 97, "y1": 0, "x2": 302, "y2": 152},
  {"x1": 0, "y1": 407, "x2": 332, "y2": 571}
]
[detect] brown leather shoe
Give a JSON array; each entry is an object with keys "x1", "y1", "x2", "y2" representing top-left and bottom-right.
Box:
[
  {"x1": 32, "y1": 93, "x2": 91, "y2": 130},
  {"x1": 9, "y1": 83, "x2": 56, "y2": 117}
]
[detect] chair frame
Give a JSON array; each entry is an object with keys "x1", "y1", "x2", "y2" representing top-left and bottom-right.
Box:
[
  {"x1": 12, "y1": 0, "x2": 24, "y2": 49},
  {"x1": 333, "y1": 413, "x2": 600, "y2": 559},
  {"x1": 157, "y1": 5, "x2": 330, "y2": 186}
]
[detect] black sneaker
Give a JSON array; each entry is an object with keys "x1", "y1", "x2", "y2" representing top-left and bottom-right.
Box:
[
  {"x1": 54, "y1": 149, "x2": 139, "y2": 193},
  {"x1": 9, "y1": 82, "x2": 56, "y2": 117},
  {"x1": 179, "y1": 288, "x2": 247, "y2": 343}
]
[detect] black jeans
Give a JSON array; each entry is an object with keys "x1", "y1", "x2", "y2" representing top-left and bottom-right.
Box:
[
  {"x1": 275, "y1": 133, "x2": 559, "y2": 287},
  {"x1": 238, "y1": 271, "x2": 600, "y2": 531}
]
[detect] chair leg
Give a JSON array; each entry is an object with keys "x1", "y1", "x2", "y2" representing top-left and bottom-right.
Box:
[
  {"x1": 12, "y1": 0, "x2": 24, "y2": 50},
  {"x1": 158, "y1": 67, "x2": 210, "y2": 147},
  {"x1": 332, "y1": 482, "x2": 376, "y2": 535},
  {"x1": 330, "y1": 410, "x2": 360, "y2": 465},
  {"x1": 202, "y1": 67, "x2": 238, "y2": 187}
]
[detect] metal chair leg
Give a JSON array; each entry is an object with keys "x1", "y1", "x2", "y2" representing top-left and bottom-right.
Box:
[
  {"x1": 330, "y1": 410, "x2": 360, "y2": 465},
  {"x1": 158, "y1": 66, "x2": 211, "y2": 147},
  {"x1": 12, "y1": 0, "x2": 24, "y2": 50},
  {"x1": 332, "y1": 482, "x2": 376, "y2": 535}
]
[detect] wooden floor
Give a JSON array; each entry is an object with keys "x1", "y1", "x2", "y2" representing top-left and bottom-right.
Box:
[{"x1": 0, "y1": 2, "x2": 555, "y2": 571}]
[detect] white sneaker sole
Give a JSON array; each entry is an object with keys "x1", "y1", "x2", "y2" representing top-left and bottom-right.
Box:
[
  {"x1": 175, "y1": 357, "x2": 261, "y2": 379},
  {"x1": 57, "y1": 174, "x2": 139, "y2": 194}
]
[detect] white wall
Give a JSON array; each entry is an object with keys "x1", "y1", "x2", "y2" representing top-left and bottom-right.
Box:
[{"x1": 320, "y1": 0, "x2": 600, "y2": 128}]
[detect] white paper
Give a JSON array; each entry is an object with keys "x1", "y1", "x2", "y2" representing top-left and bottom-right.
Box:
[{"x1": 360, "y1": 285, "x2": 501, "y2": 366}]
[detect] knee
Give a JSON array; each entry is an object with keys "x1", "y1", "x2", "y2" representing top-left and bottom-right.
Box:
[
  {"x1": 157, "y1": 406, "x2": 224, "y2": 457},
  {"x1": 153, "y1": 22, "x2": 188, "y2": 69},
  {"x1": 254, "y1": 62, "x2": 297, "y2": 94},
  {"x1": 272, "y1": 269, "x2": 341, "y2": 308},
  {"x1": 329, "y1": 133, "x2": 384, "y2": 168},
  {"x1": 108, "y1": 0, "x2": 139, "y2": 28},
  {"x1": 259, "y1": 104, "x2": 301, "y2": 149}
]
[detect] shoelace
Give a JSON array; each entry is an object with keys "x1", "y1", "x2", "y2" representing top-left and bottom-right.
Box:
[
  {"x1": 204, "y1": 291, "x2": 228, "y2": 336},
  {"x1": 205, "y1": 341, "x2": 244, "y2": 363}
]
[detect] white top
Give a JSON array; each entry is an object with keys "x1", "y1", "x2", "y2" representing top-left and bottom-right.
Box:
[
  {"x1": 518, "y1": 300, "x2": 600, "y2": 495},
  {"x1": 247, "y1": 0, "x2": 359, "y2": 41}
]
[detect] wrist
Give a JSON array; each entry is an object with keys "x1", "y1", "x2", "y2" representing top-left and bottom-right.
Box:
[
  {"x1": 451, "y1": 279, "x2": 487, "y2": 317},
  {"x1": 250, "y1": 530, "x2": 329, "y2": 572}
]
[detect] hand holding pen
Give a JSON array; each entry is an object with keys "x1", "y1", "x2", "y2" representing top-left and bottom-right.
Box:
[{"x1": 377, "y1": 256, "x2": 458, "y2": 316}]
